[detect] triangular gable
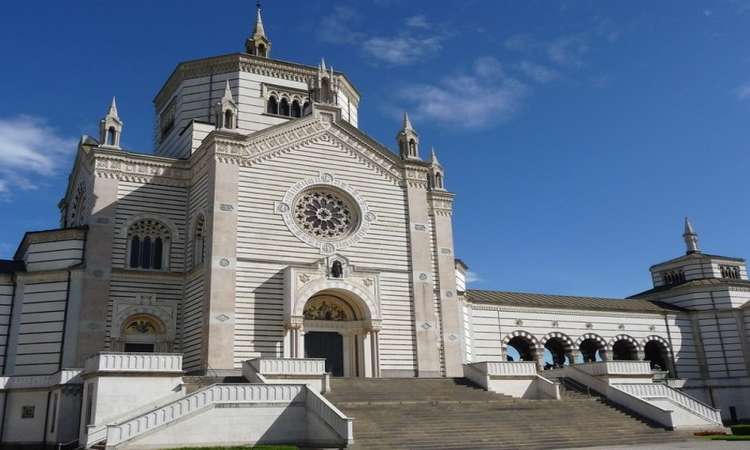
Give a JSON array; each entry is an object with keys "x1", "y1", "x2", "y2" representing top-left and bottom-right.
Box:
[{"x1": 212, "y1": 116, "x2": 404, "y2": 183}]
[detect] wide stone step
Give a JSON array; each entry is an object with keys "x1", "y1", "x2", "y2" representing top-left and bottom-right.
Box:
[{"x1": 326, "y1": 377, "x2": 693, "y2": 450}]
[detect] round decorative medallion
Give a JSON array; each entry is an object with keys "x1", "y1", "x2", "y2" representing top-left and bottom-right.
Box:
[{"x1": 294, "y1": 189, "x2": 357, "y2": 241}]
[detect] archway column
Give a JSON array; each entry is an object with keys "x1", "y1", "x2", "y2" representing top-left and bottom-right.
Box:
[
  {"x1": 340, "y1": 329, "x2": 357, "y2": 377},
  {"x1": 284, "y1": 319, "x2": 305, "y2": 358}
]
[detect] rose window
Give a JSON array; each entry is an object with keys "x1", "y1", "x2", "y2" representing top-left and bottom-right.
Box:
[{"x1": 294, "y1": 189, "x2": 357, "y2": 241}]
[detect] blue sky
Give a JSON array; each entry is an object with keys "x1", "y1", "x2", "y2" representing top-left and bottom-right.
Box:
[{"x1": 0, "y1": 1, "x2": 749, "y2": 298}]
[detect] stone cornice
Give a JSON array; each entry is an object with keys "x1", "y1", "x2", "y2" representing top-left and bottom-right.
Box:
[
  {"x1": 403, "y1": 165, "x2": 430, "y2": 189},
  {"x1": 15, "y1": 227, "x2": 87, "y2": 261},
  {"x1": 154, "y1": 53, "x2": 360, "y2": 111},
  {"x1": 92, "y1": 148, "x2": 191, "y2": 187}
]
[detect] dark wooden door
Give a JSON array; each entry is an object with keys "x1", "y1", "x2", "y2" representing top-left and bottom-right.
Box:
[{"x1": 305, "y1": 331, "x2": 344, "y2": 376}]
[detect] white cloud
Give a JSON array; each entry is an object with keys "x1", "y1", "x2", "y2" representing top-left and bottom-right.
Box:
[
  {"x1": 736, "y1": 82, "x2": 750, "y2": 100},
  {"x1": 0, "y1": 115, "x2": 76, "y2": 195},
  {"x1": 465, "y1": 271, "x2": 481, "y2": 284},
  {"x1": 405, "y1": 15, "x2": 430, "y2": 29},
  {"x1": 362, "y1": 35, "x2": 443, "y2": 65},
  {"x1": 546, "y1": 35, "x2": 589, "y2": 67},
  {"x1": 397, "y1": 56, "x2": 528, "y2": 129},
  {"x1": 516, "y1": 60, "x2": 558, "y2": 83}
]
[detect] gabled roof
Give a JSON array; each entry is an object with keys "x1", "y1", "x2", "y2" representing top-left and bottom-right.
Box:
[
  {"x1": 629, "y1": 277, "x2": 750, "y2": 299},
  {"x1": 466, "y1": 289, "x2": 674, "y2": 313},
  {"x1": 0, "y1": 259, "x2": 24, "y2": 274}
]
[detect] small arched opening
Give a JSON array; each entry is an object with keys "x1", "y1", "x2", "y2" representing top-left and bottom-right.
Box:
[
  {"x1": 644, "y1": 340, "x2": 670, "y2": 372},
  {"x1": 224, "y1": 110, "x2": 234, "y2": 129},
  {"x1": 579, "y1": 338, "x2": 606, "y2": 363},
  {"x1": 291, "y1": 100, "x2": 301, "y2": 118},
  {"x1": 408, "y1": 139, "x2": 416, "y2": 157},
  {"x1": 506, "y1": 335, "x2": 537, "y2": 363},
  {"x1": 612, "y1": 339, "x2": 639, "y2": 361},
  {"x1": 302, "y1": 101, "x2": 311, "y2": 116},
  {"x1": 544, "y1": 337, "x2": 572, "y2": 369},
  {"x1": 257, "y1": 43, "x2": 267, "y2": 57},
  {"x1": 107, "y1": 126, "x2": 117, "y2": 146},
  {"x1": 279, "y1": 98, "x2": 290, "y2": 116},
  {"x1": 435, "y1": 172, "x2": 443, "y2": 189},
  {"x1": 267, "y1": 96, "x2": 279, "y2": 115}
]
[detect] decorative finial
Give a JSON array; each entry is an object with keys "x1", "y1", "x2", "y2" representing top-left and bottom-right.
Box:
[
  {"x1": 223, "y1": 80, "x2": 232, "y2": 100},
  {"x1": 429, "y1": 147, "x2": 440, "y2": 165},
  {"x1": 402, "y1": 112, "x2": 413, "y2": 131},
  {"x1": 108, "y1": 96, "x2": 119, "y2": 118},
  {"x1": 253, "y1": 1, "x2": 266, "y2": 38},
  {"x1": 683, "y1": 217, "x2": 700, "y2": 254}
]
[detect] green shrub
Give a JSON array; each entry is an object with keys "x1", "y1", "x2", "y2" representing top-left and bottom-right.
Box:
[{"x1": 731, "y1": 424, "x2": 750, "y2": 436}]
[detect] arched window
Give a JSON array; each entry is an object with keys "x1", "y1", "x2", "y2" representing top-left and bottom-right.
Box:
[
  {"x1": 579, "y1": 338, "x2": 606, "y2": 363},
  {"x1": 331, "y1": 260, "x2": 343, "y2": 278},
  {"x1": 279, "y1": 98, "x2": 290, "y2": 116},
  {"x1": 291, "y1": 100, "x2": 301, "y2": 118},
  {"x1": 435, "y1": 173, "x2": 443, "y2": 189},
  {"x1": 127, "y1": 219, "x2": 171, "y2": 270},
  {"x1": 257, "y1": 43, "x2": 267, "y2": 57},
  {"x1": 193, "y1": 214, "x2": 206, "y2": 268},
  {"x1": 506, "y1": 335, "x2": 537, "y2": 363},
  {"x1": 267, "y1": 96, "x2": 279, "y2": 115},
  {"x1": 408, "y1": 139, "x2": 416, "y2": 157},
  {"x1": 224, "y1": 110, "x2": 234, "y2": 129}
]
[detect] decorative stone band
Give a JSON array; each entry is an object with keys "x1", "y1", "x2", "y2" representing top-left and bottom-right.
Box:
[
  {"x1": 248, "y1": 357, "x2": 326, "y2": 376},
  {"x1": 84, "y1": 352, "x2": 183, "y2": 374},
  {"x1": 615, "y1": 383, "x2": 723, "y2": 426},
  {"x1": 576, "y1": 361, "x2": 652, "y2": 376},
  {"x1": 0, "y1": 369, "x2": 82, "y2": 390}
]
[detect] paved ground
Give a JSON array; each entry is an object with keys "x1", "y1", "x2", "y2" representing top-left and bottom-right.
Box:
[{"x1": 557, "y1": 441, "x2": 747, "y2": 450}]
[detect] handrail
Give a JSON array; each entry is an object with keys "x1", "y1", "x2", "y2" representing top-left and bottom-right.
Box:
[
  {"x1": 105, "y1": 384, "x2": 306, "y2": 447},
  {"x1": 615, "y1": 383, "x2": 722, "y2": 425},
  {"x1": 306, "y1": 386, "x2": 353, "y2": 443}
]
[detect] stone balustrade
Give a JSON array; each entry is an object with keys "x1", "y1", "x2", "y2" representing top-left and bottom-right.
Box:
[
  {"x1": 575, "y1": 361, "x2": 652, "y2": 376},
  {"x1": 249, "y1": 357, "x2": 326, "y2": 376},
  {"x1": 616, "y1": 383, "x2": 722, "y2": 426},
  {"x1": 482, "y1": 361, "x2": 538, "y2": 377},
  {"x1": 85, "y1": 352, "x2": 183, "y2": 373},
  {"x1": 104, "y1": 383, "x2": 351, "y2": 448}
]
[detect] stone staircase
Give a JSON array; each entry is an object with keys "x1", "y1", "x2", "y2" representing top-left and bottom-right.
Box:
[{"x1": 326, "y1": 378, "x2": 695, "y2": 450}]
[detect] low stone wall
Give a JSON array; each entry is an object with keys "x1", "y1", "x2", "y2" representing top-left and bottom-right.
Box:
[{"x1": 464, "y1": 361, "x2": 560, "y2": 399}]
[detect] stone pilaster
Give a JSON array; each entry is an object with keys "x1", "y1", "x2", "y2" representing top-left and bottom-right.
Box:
[
  {"x1": 404, "y1": 164, "x2": 441, "y2": 377},
  {"x1": 202, "y1": 147, "x2": 239, "y2": 372},
  {"x1": 76, "y1": 169, "x2": 118, "y2": 366},
  {"x1": 428, "y1": 190, "x2": 464, "y2": 377}
]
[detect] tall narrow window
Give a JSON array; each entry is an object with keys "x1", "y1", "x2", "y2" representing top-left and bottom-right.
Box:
[
  {"x1": 267, "y1": 96, "x2": 278, "y2": 114},
  {"x1": 280, "y1": 98, "x2": 290, "y2": 116},
  {"x1": 129, "y1": 236, "x2": 141, "y2": 268},
  {"x1": 408, "y1": 139, "x2": 416, "y2": 157},
  {"x1": 127, "y1": 219, "x2": 171, "y2": 271},
  {"x1": 435, "y1": 173, "x2": 443, "y2": 189},
  {"x1": 107, "y1": 127, "x2": 117, "y2": 145}
]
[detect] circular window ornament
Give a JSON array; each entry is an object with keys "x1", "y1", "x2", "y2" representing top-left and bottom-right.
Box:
[
  {"x1": 294, "y1": 189, "x2": 357, "y2": 241},
  {"x1": 277, "y1": 173, "x2": 375, "y2": 255}
]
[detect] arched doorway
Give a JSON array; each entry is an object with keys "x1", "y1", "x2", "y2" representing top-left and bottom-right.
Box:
[
  {"x1": 502, "y1": 331, "x2": 542, "y2": 369},
  {"x1": 544, "y1": 338, "x2": 571, "y2": 368},
  {"x1": 287, "y1": 287, "x2": 380, "y2": 378}
]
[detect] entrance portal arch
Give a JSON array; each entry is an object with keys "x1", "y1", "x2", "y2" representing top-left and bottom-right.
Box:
[{"x1": 285, "y1": 283, "x2": 381, "y2": 378}]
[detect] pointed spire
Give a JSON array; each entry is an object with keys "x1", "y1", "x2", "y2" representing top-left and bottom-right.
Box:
[
  {"x1": 320, "y1": 58, "x2": 327, "y2": 72},
  {"x1": 683, "y1": 217, "x2": 700, "y2": 254},
  {"x1": 253, "y1": 1, "x2": 266, "y2": 38},
  {"x1": 222, "y1": 80, "x2": 233, "y2": 101},
  {"x1": 402, "y1": 112, "x2": 413, "y2": 131},
  {"x1": 107, "y1": 96, "x2": 119, "y2": 119},
  {"x1": 429, "y1": 147, "x2": 440, "y2": 165}
]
